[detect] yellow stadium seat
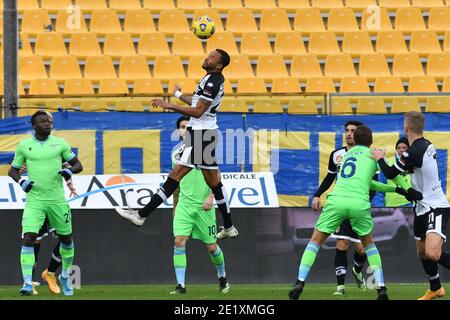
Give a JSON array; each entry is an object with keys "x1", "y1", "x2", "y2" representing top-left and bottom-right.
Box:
[
  {"x1": 21, "y1": 10, "x2": 51, "y2": 35},
  {"x1": 410, "y1": 31, "x2": 442, "y2": 57},
  {"x1": 109, "y1": 0, "x2": 142, "y2": 13},
  {"x1": 19, "y1": 34, "x2": 33, "y2": 57},
  {"x1": 55, "y1": 9, "x2": 88, "y2": 35},
  {"x1": 274, "y1": 32, "x2": 306, "y2": 58},
  {"x1": 324, "y1": 54, "x2": 356, "y2": 79},
  {"x1": 376, "y1": 31, "x2": 408, "y2": 57},
  {"x1": 220, "y1": 98, "x2": 248, "y2": 113},
  {"x1": 412, "y1": 0, "x2": 445, "y2": 10},
  {"x1": 340, "y1": 77, "x2": 370, "y2": 93},
  {"x1": 69, "y1": 33, "x2": 102, "y2": 58},
  {"x1": 374, "y1": 76, "x2": 405, "y2": 92},
  {"x1": 34, "y1": 33, "x2": 67, "y2": 60},
  {"x1": 392, "y1": 53, "x2": 424, "y2": 78},
  {"x1": 357, "y1": 97, "x2": 388, "y2": 114},
  {"x1": 63, "y1": 79, "x2": 94, "y2": 95},
  {"x1": 278, "y1": 0, "x2": 310, "y2": 13},
  {"x1": 260, "y1": 8, "x2": 292, "y2": 34},
  {"x1": 443, "y1": 76, "x2": 450, "y2": 91},
  {"x1": 119, "y1": 56, "x2": 151, "y2": 81},
  {"x1": 391, "y1": 97, "x2": 421, "y2": 113},
  {"x1": 327, "y1": 8, "x2": 359, "y2": 34},
  {"x1": 331, "y1": 98, "x2": 353, "y2": 114},
  {"x1": 408, "y1": 76, "x2": 438, "y2": 92},
  {"x1": 359, "y1": 53, "x2": 391, "y2": 80},
  {"x1": 245, "y1": 0, "x2": 277, "y2": 11},
  {"x1": 153, "y1": 55, "x2": 185, "y2": 81},
  {"x1": 271, "y1": 77, "x2": 301, "y2": 93},
  {"x1": 395, "y1": 7, "x2": 426, "y2": 33},
  {"x1": 379, "y1": 0, "x2": 411, "y2": 10},
  {"x1": 426, "y1": 96, "x2": 450, "y2": 112},
  {"x1": 19, "y1": 56, "x2": 47, "y2": 82},
  {"x1": 116, "y1": 100, "x2": 145, "y2": 112},
  {"x1": 342, "y1": 31, "x2": 374, "y2": 57},
  {"x1": 241, "y1": 32, "x2": 273, "y2": 58},
  {"x1": 158, "y1": 9, "x2": 190, "y2": 34},
  {"x1": 291, "y1": 54, "x2": 323, "y2": 80},
  {"x1": 50, "y1": 56, "x2": 82, "y2": 82},
  {"x1": 40, "y1": 0, "x2": 72, "y2": 13},
  {"x1": 427, "y1": 52, "x2": 450, "y2": 80},
  {"x1": 256, "y1": 55, "x2": 289, "y2": 80},
  {"x1": 429, "y1": 8, "x2": 450, "y2": 34},
  {"x1": 74, "y1": 0, "x2": 107, "y2": 12},
  {"x1": 168, "y1": 78, "x2": 197, "y2": 95},
  {"x1": 29, "y1": 79, "x2": 60, "y2": 95},
  {"x1": 237, "y1": 78, "x2": 267, "y2": 93},
  {"x1": 104, "y1": 33, "x2": 136, "y2": 58},
  {"x1": 143, "y1": 0, "x2": 175, "y2": 13},
  {"x1": 133, "y1": 79, "x2": 164, "y2": 94},
  {"x1": 308, "y1": 31, "x2": 340, "y2": 57},
  {"x1": 206, "y1": 32, "x2": 239, "y2": 55},
  {"x1": 172, "y1": 33, "x2": 205, "y2": 58},
  {"x1": 78, "y1": 99, "x2": 108, "y2": 112},
  {"x1": 124, "y1": 10, "x2": 156, "y2": 35},
  {"x1": 84, "y1": 56, "x2": 117, "y2": 81},
  {"x1": 361, "y1": 7, "x2": 392, "y2": 33},
  {"x1": 138, "y1": 33, "x2": 170, "y2": 58},
  {"x1": 90, "y1": 9, "x2": 122, "y2": 34},
  {"x1": 223, "y1": 78, "x2": 233, "y2": 94},
  {"x1": 18, "y1": 0, "x2": 38, "y2": 12},
  {"x1": 223, "y1": 55, "x2": 254, "y2": 81},
  {"x1": 294, "y1": 8, "x2": 326, "y2": 33},
  {"x1": 210, "y1": 0, "x2": 243, "y2": 12},
  {"x1": 345, "y1": 0, "x2": 377, "y2": 11},
  {"x1": 253, "y1": 100, "x2": 283, "y2": 113},
  {"x1": 193, "y1": 9, "x2": 224, "y2": 32},
  {"x1": 226, "y1": 9, "x2": 258, "y2": 34},
  {"x1": 177, "y1": 0, "x2": 209, "y2": 13},
  {"x1": 305, "y1": 77, "x2": 336, "y2": 93},
  {"x1": 311, "y1": 0, "x2": 344, "y2": 11},
  {"x1": 187, "y1": 56, "x2": 206, "y2": 79},
  {"x1": 98, "y1": 79, "x2": 129, "y2": 95},
  {"x1": 288, "y1": 98, "x2": 321, "y2": 114},
  {"x1": 444, "y1": 30, "x2": 450, "y2": 51}
]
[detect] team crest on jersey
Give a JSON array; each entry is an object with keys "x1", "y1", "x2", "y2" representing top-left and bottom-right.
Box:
[{"x1": 336, "y1": 155, "x2": 343, "y2": 172}]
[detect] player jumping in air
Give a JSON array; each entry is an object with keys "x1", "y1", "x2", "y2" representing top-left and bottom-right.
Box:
[
  {"x1": 8, "y1": 111, "x2": 83, "y2": 296},
  {"x1": 169, "y1": 116, "x2": 229, "y2": 294},
  {"x1": 116, "y1": 49, "x2": 238, "y2": 239},
  {"x1": 372, "y1": 111, "x2": 450, "y2": 300},
  {"x1": 289, "y1": 125, "x2": 422, "y2": 300}
]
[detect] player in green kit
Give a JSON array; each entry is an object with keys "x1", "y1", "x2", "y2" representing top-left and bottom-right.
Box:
[
  {"x1": 8, "y1": 111, "x2": 83, "y2": 296},
  {"x1": 169, "y1": 116, "x2": 229, "y2": 294},
  {"x1": 289, "y1": 125, "x2": 422, "y2": 300}
]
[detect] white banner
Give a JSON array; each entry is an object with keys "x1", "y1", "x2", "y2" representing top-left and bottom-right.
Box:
[{"x1": 0, "y1": 172, "x2": 278, "y2": 209}]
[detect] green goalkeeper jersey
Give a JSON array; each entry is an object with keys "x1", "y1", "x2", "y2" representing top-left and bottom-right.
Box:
[
  {"x1": 330, "y1": 145, "x2": 379, "y2": 201},
  {"x1": 171, "y1": 142, "x2": 211, "y2": 206},
  {"x1": 11, "y1": 135, "x2": 75, "y2": 203}
]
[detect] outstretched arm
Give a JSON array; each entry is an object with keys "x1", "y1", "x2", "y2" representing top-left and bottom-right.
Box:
[
  {"x1": 152, "y1": 98, "x2": 211, "y2": 119},
  {"x1": 173, "y1": 84, "x2": 193, "y2": 106},
  {"x1": 370, "y1": 180, "x2": 396, "y2": 193}
]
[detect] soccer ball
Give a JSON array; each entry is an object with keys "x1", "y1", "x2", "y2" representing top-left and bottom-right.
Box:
[{"x1": 192, "y1": 15, "x2": 215, "y2": 40}]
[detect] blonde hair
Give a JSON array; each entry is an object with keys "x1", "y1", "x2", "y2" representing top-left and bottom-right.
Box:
[{"x1": 404, "y1": 111, "x2": 424, "y2": 134}]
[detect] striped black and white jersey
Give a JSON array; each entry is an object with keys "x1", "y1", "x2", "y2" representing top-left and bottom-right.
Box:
[
  {"x1": 188, "y1": 72, "x2": 224, "y2": 130},
  {"x1": 328, "y1": 146, "x2": 347, "y2": 174},
  {"x1": 395, "y1": 137, "x2": 449, "y2": 216}
]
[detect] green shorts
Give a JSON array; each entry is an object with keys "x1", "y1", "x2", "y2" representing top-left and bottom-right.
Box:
[
  {"x1": 22, "y1": 201, "x2": 72, "y2": 236},
  {"x1": 315, "y1": 195, "x2": 373, "y2": 237},
  {"x1": 173, "y1": 202, "x2": 217, "y2": 244}
]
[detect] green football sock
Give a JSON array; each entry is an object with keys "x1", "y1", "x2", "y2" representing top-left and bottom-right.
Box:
[
  {"x1": 21, "y1": 246, "x2": 35, "y2": 285},
  {"x1": 297, "y1": 242, "x2": 320, "y2": 281},
  {"x1": 210, "y1": 246, "x2": 226, "y2": 278},
  {"x1": 174, "y1": 246, "x2": 187, "y2": 286},
  {"x1": 59, "y1": 242, "x2": 74, "y2": 279},
  {"x1": 365, "y1": 243, "x2": 385, "y2": 288}
]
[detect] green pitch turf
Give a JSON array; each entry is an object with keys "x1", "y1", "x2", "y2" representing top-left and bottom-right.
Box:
[{"x1": 0, "y1": 283, "x2": 449, "y2": 300}]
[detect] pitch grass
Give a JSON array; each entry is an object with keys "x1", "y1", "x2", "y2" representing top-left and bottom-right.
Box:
[{"x1": 0, "y1": 283, "x2": 449, "y2": 300}]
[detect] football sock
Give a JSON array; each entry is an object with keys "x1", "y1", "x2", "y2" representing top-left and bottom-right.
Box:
[
  {"x1": 354, "y1": 251, "x2": 367, "y2": 274},
  {"x1": 173, "y1": 246, "x2": 187, "y2": 287},
  {"x1": 335, "y1": 248, "x2": 347, "y2": 286},
  {"x1": 438, "y1": 252, "x2": 450, "y2": 269},
  {"x1": 59, "y1": 242, "x2": 74, "y2": 279},
  {"x1": 365, "y1": 244, "x2": 385, "y2": 288},
  {"x1": 211, "y1": 182, "x2": 232, "y2": 229},
  {"x1": 32, "y1": 242, "x2": 41, "y2": 279},
  {"x1": 297, "y1": 242, "x2": 320, "y2": 281},
  {"x1": 48, "y1": 242, "x2": 62, "y2": 273},
  {"x1": 421, "y1": 258, "x2": 441, "y2": 291},
  {"x1": 210, "y1": 246, "x2": 226, "y2": 278},
  {"x1": 139, "y1": 177, "x2": 179, "y2": 218},
  {"x1": 21, "y1": 246, "x2": 35, "y2": 285}
]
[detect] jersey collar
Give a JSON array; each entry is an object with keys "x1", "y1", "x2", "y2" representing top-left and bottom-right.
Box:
[{"x1": 32, "y1": 134, "x2": 50, "y2": 143}]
